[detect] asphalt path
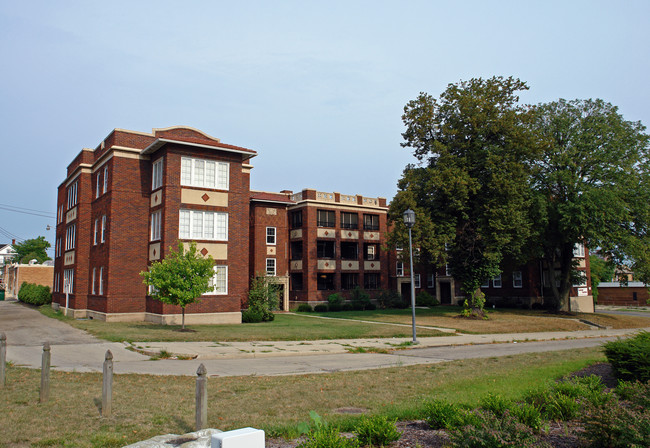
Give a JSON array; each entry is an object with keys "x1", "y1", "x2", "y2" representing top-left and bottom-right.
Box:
[{"x1": 0, "y1": 299, "x2": 639, "y2": 377}]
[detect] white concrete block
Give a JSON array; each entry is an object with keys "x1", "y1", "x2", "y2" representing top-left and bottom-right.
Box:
[{"x1": 211, "y1": 428, "x2": 265, "y2": 448}]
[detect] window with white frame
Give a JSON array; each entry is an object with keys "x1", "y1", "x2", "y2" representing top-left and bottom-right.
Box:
[
  {"x1": 101, "y1": 215, "x2": 107, "y2": 242},
  {"x1": 513, "y1": 271, "x2": 523, "y2": 288},
  {"x1": 266, "y1": 258, "x2": 276, "y2": 276},
  {"x1": 573, "y1": 270, "x2": 588, "y2": 287},
  {"x1": 493, "y1": 274, "x2": 502, "y2": 288},
  {"x1": 152, "y1": 157, "x2": 164, "y2": 190},
  {"x1": 96, "y1": 173, "x2": 101, "y2": 198},
  {"x1": 98, "y1": 267, "x2": 104, "y2": 295},
  {"x1": 445, "y1": 264, "x2": 451, "y2": 276},
  {"x1": 179, "y1": 210, "x2": 228, "y2": 240},
  {"x1": 67, "y1": 180, "x2": 78, "y2": 209},
  {"x1": 414, "y1": 273, "x2": 421, "y2": 288},
  {"x1": 181, "y1": 157, "x2": 229, "y2": 190},
  {"x1": 91, "y1": 268, "x2": 96, "y2": 294},
  {"x1": 206, "y1": 265, "x2": 227, "y2": 294},
  {"x1": 57, "y1": 205, "x2": 63, "y2": 224},
  {"x1": 428, "y1": 273, "x2": 435, "y2": 288},
  {"x1": 93, "y1": 219, "x2": 99, "y2": 245},
  {"x1": 103, "y1": 166, "x2": 108, "y2": 194},
  {"x1": 65, "y1": 225, "x2": 76, "y2": 250},
  {"x1": 396, "y1": 261, "x2": 404, "y2": 277},
  {"x1": 150, "y1": 211, "x2": 162, "y2": 241},
  {"x1": 55, "y1": 238, "x2": 61, "y2": 257},
  {"x1": 63, "y1": 269, "x2": 74, "y2": 293},
  {"x1": 266, "y1": 227, "x2": 276, "y2": 245},
  {"x1": 481, "y1": 278, "x2": 490, "y2": 288},
  {"x1": 573, "y1": 243, "x2": 585, "y2": 258},
  {"x1": 54, "y1": 273, "x2": 59, "y2": 293}
]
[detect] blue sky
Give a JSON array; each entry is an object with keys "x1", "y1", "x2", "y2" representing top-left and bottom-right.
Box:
[{"x1": 1, "y1": 1, "x2": 649, "y2": 254}]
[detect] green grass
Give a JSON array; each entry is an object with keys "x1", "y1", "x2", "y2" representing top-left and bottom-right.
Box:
[{"x1": 0, "y1": 347, "x2": 606, "y2": 447}]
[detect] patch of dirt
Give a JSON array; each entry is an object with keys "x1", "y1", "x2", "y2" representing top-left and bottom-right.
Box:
[{"x1": 266, "y1": 363, "x2": 617, "y2": 448}]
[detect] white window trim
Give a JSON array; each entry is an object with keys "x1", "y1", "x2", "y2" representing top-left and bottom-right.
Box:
[
  {"x1": 481, "y1": 279, "x2": 490, "y2": 288},
  {"x1": 65, "y1": 225, "x2": 76, "y2": 250},
  {"x1": 573, "y1": 243, "x2": 585, "y2": 258},
  {"x1": 396, "y1": 262, "x2": 404, "y2": 277},
  {"x1": 91, "y1": 267, "x2": 96, "y2": 294},
  {"x1": 96, "y1": 173, "x2": 101, "y2": 199},
  {"x1": 101, "y1": 215, "x2": 106, "y2": 243},
  {"x1": 266, "y1": 227, "x2": 276, "y2": 245},
  {"x1": 98, "y1": 267, "x2": 104, "y2": 295},
  {"x1": 513, "y1": 271, "x2": 523, "y2": 288},
  {"x1": 152, "y1": 157, "x2": 164, "y2": 190},
  {"x1": 94, "y1": 219, "x2": 99, "y2": 245},
  {"x1": 493, "y1": 274, "x2": 502, "y2": 288},
  {"x1": 151, "y1": 211, "x2": 162, "y2": 241},
  {"x1": 103, "y1": 166, "x2": 108, "y2": 194},
  {"x1": 63, "y1": 269, "x2": 74, "y2": 294},
  {"x1": 67, "y1": 181, "x2": 78, "y2": 210},
  {"x1": 266, "y1": 258, "x2": 276, "y2": 276},
  {"x1": 205, "y1": 265, "x2": 228, "y2": 295},
  {"x1": 414, "y1": 273, "x2": 421, "y2": 289},
  {"x1": 179, "y1": 209, "x2": 228, "y2": 241},
  {"x1": 181, "y1": 156, "x2": 229, "y2": 190},
  {"x1": 427, "y1": 273, "x2": 435, "y2": 288}
]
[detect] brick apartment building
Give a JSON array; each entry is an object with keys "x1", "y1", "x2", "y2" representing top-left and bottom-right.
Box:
[{"x1": 53, "y1": 126, "x2": 390, "y2": 323}]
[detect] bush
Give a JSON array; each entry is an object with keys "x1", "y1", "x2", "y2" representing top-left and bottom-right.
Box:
[
  {"x1": 523, "y1": 375, "x2": 606, "y2": 421},
  {"x1": 448, "y1": 410, "x2": 548, "y2": 448},
  {"x1": 510, "y1": 402, "x2": 543, "y2": 433},
  {"x1": 416, "y1": 290, "x2": 439, "y2": 307},
  {"x1": 342, "y1": 303, "x2": 354, "y2": 311},
  {"x1": 376, "y1": 289, "x2": 407, "y2": 309},
  {"x1": 245, "y1": 275, "x2": 278, "y2": 322},
  {"x1": 350, "y1": 287, "x2": 371, "y2": 311},
  {"x1": 314, "y1": 304, "x2": 328, "y2": 312},
  {"x1": 604, "y1": 331, "x2": 650, "y2": 382},
  {"x1": 327, "y1": 293, "x2": 344, "y2": 312},
  {"x1": 297, "y1": 411, "x2": 360, "y2": 448},
  {"x1": 353, "y1": 415, "x2": 401, "y2": 447},
  {"x1": 423, "y1": 399, "x2": 467, "y2": 430},
  {"x1": 18, "y1": 282, "x2": 51, "y2": 306},
  {"x1": 241, "y1": 307, "x2": 264, "y2": 323},
  {"x1": 616, "y1": 380, "x2": 650, "y2": 408},
  {"x1": 479, "y1": 393, "x2": 512, "y2": 417},
  {"x1": 296, "y1": 304, "x2": 313, "y2": 312}
]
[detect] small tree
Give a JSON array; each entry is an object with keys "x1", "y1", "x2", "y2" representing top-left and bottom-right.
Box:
[
  {"x1": 243, "y1": 274, "x2": 279, "y2": 322},
  {"x1": 140, "y1": 242, "x2": 214, "y2": 330}
]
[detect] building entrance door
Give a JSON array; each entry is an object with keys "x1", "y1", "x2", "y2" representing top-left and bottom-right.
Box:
[{"x1": 439, "y1": 281, "x2": 452, "y2": 304}]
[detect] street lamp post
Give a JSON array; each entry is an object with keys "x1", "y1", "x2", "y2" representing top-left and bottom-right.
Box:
[{"x1": 403, "y1": 208, "x2": 417, "y2": 343}]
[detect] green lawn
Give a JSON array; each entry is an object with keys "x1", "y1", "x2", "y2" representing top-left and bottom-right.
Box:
[{"x1": 0, "y1": 347, "x2": 606, "y2": 448}]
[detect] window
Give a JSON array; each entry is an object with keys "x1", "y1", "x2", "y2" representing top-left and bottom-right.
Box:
[
  {"x1": 290, "y1": 210, "x2": 302, "y2": 229},
  {"x1": 67, "y1": 180, "x2": 78, "y2": 209},
  {"x1": 414, "y1": 274, "x2": 421, "y2": 288},
  {"x1": 445, "y1": 264, "x2": 451, "y2": 276},
  {"x1": 101, "y1": 215, "x2": 107, "y2": 243},
  {"x1": 543, "y1": 270, "x2": 561, "y2": 287},
  {"x1": 55, "y1": 238, "x2": 61, "y2": 258},
  {"x1": 396, "y1": 262, "x2": 404, "y2": 277},
  {"x1": 266, "y1": 227, "x2": 276, "y2": 245},
  {"x1": 364, "y1": 273, "x2": 380, "y2": 289},
  {"x1": 340, "y1": 242, "x2": 358, "y2": 260},
  {"x1": 98, "y1": 267, "x2": 104, "y2": 295},
  {"x1": 57, "y1": 205, "x2": 64, "y2": 224},
  {"x1": 364, "y1": 243, "x2": 378, "y2": 260},
  {"x1": 181, "y1": 157, "x2": 229, "y2": 190},
  {"x1": 513, "y1": 271, "x2": 523, "y2": 288},
  {"x1": 493, "y1": 274, "x2": 502, "y2": 288},
  {"x1": 266, "y1": 258, "x2": 276, "y2": 276},
  {"x1": 317, "y1": 209, "x2": 335, "y2": 227},
  {"x1": 63, "y1": 269, "x2": 74, "y2": 293},
  {"x1": 340, "y1": 212, "x2": 358, "y2": 229},
  {"x1": 150, "y1": 211, "x2": 162, "y2": 241},
  {"x1": 179, "y1": 210, "x2": 228, "y2": 240},
  {"x1": 96, "y1": 173, "x2": 101, "y2": 199},
  {"x1": 291, "y1": 241, "x2": 303, "y2": 260},
  {"x1": 291, "y1": 273, "x2": 303, "y2": 291},
  {"x1": 65, "y1": 225, "x2": 76, "y2": 250},
  {"x1": 93, "y1": 219, "x2": 99, "y2": 245},
  {"x1": 91, "y1": 268, "x2": 96, "y2": 294},
  {"x1": 341, "y1": 273, "x2": 358, "y2": 290},
  {"x1": 152, "y1": 157, "x2": 164, "y2": 190},
  {"x1": 317, "y1": 240, "x2": 335, "y2": 258},
  {"x1": 481, "y1": 278, "x2": 490, "y2": 288},
  {"x1": 573, "y1": 243, "x2": 585, "y2": 258},
  {"x1": 54, "y1": 273, "x2": 59, "y2": 293},
  {"x1": 573, "y1": 271, "x2": 588, "y2": 287},
  {"x1": 363, "y1": 214, "x2": 379, "y2": 231},
  {"x1": 103, "y1": 166, "x2": 108, "y2": 194},
  {"x1": 317, "y1": 273, "x2": 335, "y2": 290},
  {"x1": 428, "y1": 273, "x2": 435, "y2": 288},
  {"x1": 207, "y1": 266, "x2": 227, "y2": 294}
]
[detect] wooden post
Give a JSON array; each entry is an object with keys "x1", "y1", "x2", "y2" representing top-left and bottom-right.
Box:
[
  {"x1": 40, "y1": 342, "x2": 51, "y2": 402},
  {"x1": 102, "y1": 350, "x2": 113, "y2": 417},
  {"x1": 195, "y1": 363, "x2": 208, "y2": 430},
  {"x1": 0, "y1": 332, "x2": 6, "y2": 387}
]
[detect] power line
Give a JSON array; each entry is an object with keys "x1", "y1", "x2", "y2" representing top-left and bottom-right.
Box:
[
  {"x1": 0, "y1": 225, "x2": 24, "y2": 243},
  {"x1": 0, "y1": 205, "x2": 56, "y2": 219}
]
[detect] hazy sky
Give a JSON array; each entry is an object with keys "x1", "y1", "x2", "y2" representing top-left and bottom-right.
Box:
[{"x1": 1, "y1": 1, "x2": 649, "y2": 254}]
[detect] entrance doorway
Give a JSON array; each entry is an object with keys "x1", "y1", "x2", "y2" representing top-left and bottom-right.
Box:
[{"x1": 439, "y1": 281, "x2": 452, "y2": 304}]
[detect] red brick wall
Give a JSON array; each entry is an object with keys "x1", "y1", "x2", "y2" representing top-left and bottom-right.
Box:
[{"x1": 598, "y1": 286, "x2": 649, "y2": 306}]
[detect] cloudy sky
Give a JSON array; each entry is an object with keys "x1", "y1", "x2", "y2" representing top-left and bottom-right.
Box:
[{"x1": 1, "y1": 0, "x2": 649, "y2": 254}]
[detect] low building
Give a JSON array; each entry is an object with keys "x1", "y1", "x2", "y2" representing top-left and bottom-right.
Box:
[
  {"x1": 596, "y1": 282, "x2": 649, "y2": 307},
  {"x1": 3, "y1": 261, "x2": 54, "y2": 299}
]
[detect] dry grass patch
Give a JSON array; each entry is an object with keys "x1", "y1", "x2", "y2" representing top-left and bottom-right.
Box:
[{"x1": 1, "y1": 347, "x2": 606, "y2": 447}]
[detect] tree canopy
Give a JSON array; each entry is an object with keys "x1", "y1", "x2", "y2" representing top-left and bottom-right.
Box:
[
  {"x1": 12, "y1": 236, "x2": 51, "y2": 264},
  {"x1": 140, "y1": 242, "x2": 214, "y2": 330},
  {"x1": 391, "y1": 77, "x2": 650, "y2": 312}
]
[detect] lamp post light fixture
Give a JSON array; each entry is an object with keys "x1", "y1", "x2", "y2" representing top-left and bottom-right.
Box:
[{"x1": 403, "y1": 208, "x2": 418, "y2": 343}]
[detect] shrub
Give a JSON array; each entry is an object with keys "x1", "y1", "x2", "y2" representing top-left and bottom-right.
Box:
[
  {"x1": 314, "y1": 304, "x2": 328, "y2": 312},
  {"x1": 353, "y1": 415, "x2": 401, "y2": 447},
  {"x1": 376, "y1": 289, "x2": 406, "y2": 309},
  {"x1": 297, "y1": 411, "x2": 359, "y2": 448},
  {"x1": 616, "y1": 380, "x2": 650, "y2": 408},
  {"x1": 18, "y1": 282, "x2": 51, "y2": 306},
  {"x1": 327, "y1": 293, "x2": 344, "y2": 312},
  {"x1": 448, "y1": 410, "x2": 548, "y2": 448},
  {"x1": 241, "y1": 307, "x2": 264, "y2": 323},
  {"x1": 342, "y1": 303, "x2": 354, "y2": 311},
  {"x1": 479, "y1": 393, "x2": 512, "y2": 417},
  {"x1": 523, "y1": 375, "x2": 606, "y2": 421},
  {"x1": 296, "y1": 304, "x2": 313, "y2": 312},
  {"x1": 350, "y1": 287, "x2": 371, "y2": 310},
  {"x1": 245, "y1": 274, "x2": 278, "y2": 322},
  {"x1": 580, "y1": 392, "x2": 650, "y2": 448},
  {"x1": 604, "y1": 331, "x2": 650, "y2": 382},
  {"x1": 416, "y1": 290, "x2": 439, "y2": 307},
  {"x1": 423, "y1": 399, "x2": 466, "y2": 430}
]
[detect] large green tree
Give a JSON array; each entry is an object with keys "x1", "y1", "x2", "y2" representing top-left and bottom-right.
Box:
[
  {"x1": 140, "y1": 242, "x2": 214, "y2": 330},
  {"x1": 12, "y1": 236, "x2": 51, "y2": 263},
  {"x1": 530, "y1": 98, "x2": 650, "y2": 310},
  {"x1": 392, "y1": 76, "x2": 539, "y2": 311}
]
